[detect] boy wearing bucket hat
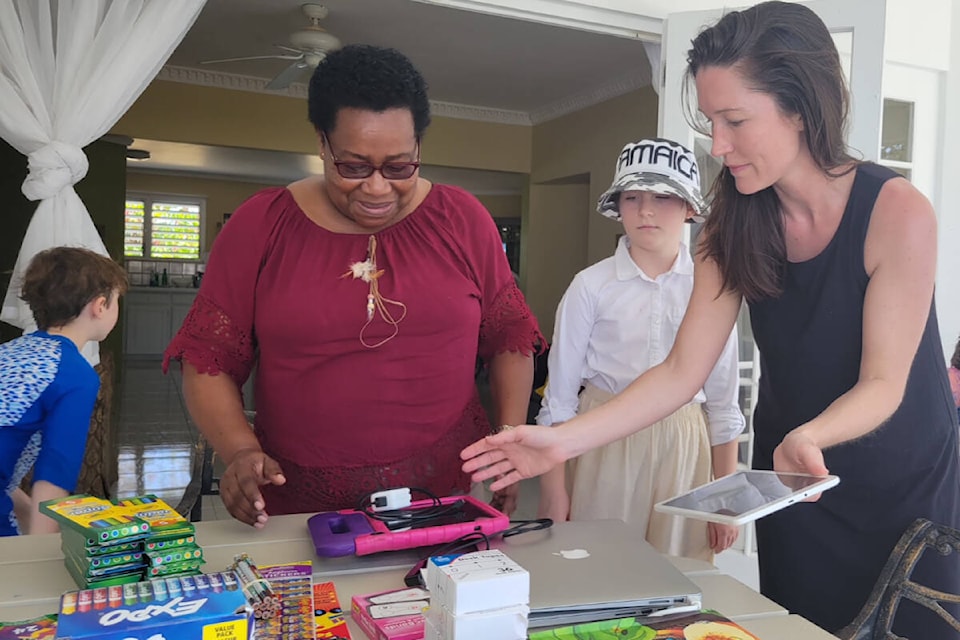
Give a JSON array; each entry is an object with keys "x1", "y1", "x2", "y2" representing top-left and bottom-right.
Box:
[{"x1": 536, "y1": 138, "x2": 745, "y2": 560}]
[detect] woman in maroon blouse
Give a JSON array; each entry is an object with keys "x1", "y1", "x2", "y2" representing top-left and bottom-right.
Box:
[{"x1": 164, "y1": 45, "x2": 543, "y2": 528}]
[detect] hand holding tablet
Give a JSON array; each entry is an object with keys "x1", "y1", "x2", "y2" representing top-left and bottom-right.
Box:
[{"x1": 654, "y1": 470, "x2": 840, "y2": 526}]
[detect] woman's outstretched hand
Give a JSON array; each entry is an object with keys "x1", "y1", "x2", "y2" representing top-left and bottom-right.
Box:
[{"x1": 460, "y1": 424, "x2": 567, "y2": 492}]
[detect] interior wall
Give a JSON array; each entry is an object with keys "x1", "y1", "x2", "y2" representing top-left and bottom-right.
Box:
[
  {"x1": 475, "y1": 194, "x2": 522, "y2": 219},
  {"x1": 126, "y1": 172, "x2": 269, "y2": 254},
  {"x1": 523, "y1": 87, "x2": 660, "y2": 338},
  {"x1": 532, "y1": 87, "x2": 659, "y2": 266},
  {"x1": 110, "y1": 81, "x2": 533, "y2": 174},
  {"x1": 524, "y1": 182, "x2": 591, "y2": 338}
]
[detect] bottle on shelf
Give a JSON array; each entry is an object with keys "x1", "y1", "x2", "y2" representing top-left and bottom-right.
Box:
[{"x1": 161, "y1": 268, "x2": 168, "y2": 287}]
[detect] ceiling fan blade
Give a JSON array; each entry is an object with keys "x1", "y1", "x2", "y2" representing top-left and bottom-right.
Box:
[
  {"x1": 264, "y1": 59, "x2": 310, "y2": 90},
  {"x1": 199, "y1": 54, "x2": 302, "y2": 65},
  {"x1": 274, "y1": 44, "x2": 304, "y2": 55}
]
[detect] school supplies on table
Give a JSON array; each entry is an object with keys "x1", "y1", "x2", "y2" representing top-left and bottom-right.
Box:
[
  {"x1": 314, "y1": 581, "x2": 351, "y2": 639},
  {"x1": 351, "y1": 586, "x2": 429, "y2": 640},
  {"x1": 527, "y1": 609, "x2": 761, "y2": 639},
  {"x1": 254, "y1": 561, "x2": 318, "y2": 639},
  {"x1": 0, "y1": 614, "x2": 57, "y2": 640},
  {"x1": 423, "y1": 549, "x2": 529, "y2": 640},
  {"x1": 230, "y1": 553, "x2": 284, "y2": 621},
  {"x1": 54, "y1": 572, "x2": 251, "y2": 640},
  {"x1": 42, "y1": 494, "x2": 204, "y2": 589},
  {"x1": 40, "y1": 495, "x2": 150, "y2": 544}
]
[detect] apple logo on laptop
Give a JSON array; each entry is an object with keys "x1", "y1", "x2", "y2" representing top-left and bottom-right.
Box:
[{"x1": 553, "y1": 549, "x2": 590, "y2": 560}]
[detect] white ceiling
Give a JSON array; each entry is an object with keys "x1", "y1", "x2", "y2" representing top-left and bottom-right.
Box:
[
  {"x1": 136, "y1": 0, "x2": 672, "y2": 189},
  {"x1": 143, "y1": 0, "x2": 785, "y2": 188},
  {"x1": 164, "y1": 0, "x2": 654, "y2": 116}
]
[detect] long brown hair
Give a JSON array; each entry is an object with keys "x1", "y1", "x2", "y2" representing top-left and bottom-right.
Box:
[
  {"x1": 684, "y1": 1, "x2": 856, "y2": 301},
  {"x1": 952, "y1": 337, "x2": 960, "y2": 370}
]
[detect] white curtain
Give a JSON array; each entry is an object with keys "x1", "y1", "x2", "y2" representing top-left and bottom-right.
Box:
[
  {"x1": 0, "y1": 0, "x2": 206, "y2": 364},
  {"x1": 643, "y1": 41, "x2": 661, "y2": 95}
]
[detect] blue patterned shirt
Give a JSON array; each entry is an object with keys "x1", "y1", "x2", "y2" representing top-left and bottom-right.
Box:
[{"x1": 0, "y1": 332, "x2": 99, "y2": 536}]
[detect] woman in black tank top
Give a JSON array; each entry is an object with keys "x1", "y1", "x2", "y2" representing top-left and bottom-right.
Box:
[{"x1": 461, "y1": 2, "x2": 960, "y2": 636}]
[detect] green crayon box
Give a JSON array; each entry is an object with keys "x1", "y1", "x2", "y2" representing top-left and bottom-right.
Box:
[{"x1": 40, "y1": 495, "x2": 150, "y2": 544}]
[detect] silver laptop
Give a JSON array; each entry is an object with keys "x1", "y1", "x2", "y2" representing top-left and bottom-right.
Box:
[{"x1": 492, "y1": 519, "x2": 703, "y2": 628}]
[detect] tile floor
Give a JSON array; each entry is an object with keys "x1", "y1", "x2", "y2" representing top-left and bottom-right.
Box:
[
  {"x1": 113, "y1": 358, "x2": 759, "y2": 589},
  {"x1": 115, "y1": 358, "x2": 229, "y2": 521}
]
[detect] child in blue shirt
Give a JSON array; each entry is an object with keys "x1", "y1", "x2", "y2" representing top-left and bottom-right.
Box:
[{"x1": 0, "y1": 247, "x2": 127, "y2": 536}]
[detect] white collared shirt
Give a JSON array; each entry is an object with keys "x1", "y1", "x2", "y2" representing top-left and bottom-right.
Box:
[{"x1": 537, "y1": 236, "x2": 745, "y2": 446}]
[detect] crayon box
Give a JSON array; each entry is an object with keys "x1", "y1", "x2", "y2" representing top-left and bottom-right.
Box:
[{"x1": 54, "y1": 572, "x2": 253, "y2": 640}]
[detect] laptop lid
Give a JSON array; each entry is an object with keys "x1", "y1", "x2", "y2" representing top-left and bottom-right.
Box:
[{"x1": 492, "y1": 519, "x2": 702, "y2": 628}]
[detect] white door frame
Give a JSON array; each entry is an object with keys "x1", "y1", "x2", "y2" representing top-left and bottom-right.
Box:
[{"x1": 660, "y1": 2, "x2": 886, "y2": 161}]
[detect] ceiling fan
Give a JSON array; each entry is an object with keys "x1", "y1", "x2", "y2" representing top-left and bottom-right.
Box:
[{"x1": 199, "y1": 3, "x2": 341, "y2": 90}]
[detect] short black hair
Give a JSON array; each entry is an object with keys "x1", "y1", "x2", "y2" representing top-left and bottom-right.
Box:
[{"x1": 308, "y1": 44, "x2": 431, "y2": 138}]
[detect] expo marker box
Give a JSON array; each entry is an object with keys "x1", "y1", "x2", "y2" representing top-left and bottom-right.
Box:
[{"x1": 55, "y1": 572, "x2": 252, "y2": 640}]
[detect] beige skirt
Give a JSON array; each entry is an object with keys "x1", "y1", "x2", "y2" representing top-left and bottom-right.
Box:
[{"x1": 568, "y1": 384, "x2": 714, "y2": 561}]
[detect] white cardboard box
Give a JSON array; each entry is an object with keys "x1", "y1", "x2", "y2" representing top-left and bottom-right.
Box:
[
  {"x1": 426, "y1": 550, "x2": 529, "y2": 615},
  {"x1": 424, "y1": 603, "x2": 529, "y2": 640}
]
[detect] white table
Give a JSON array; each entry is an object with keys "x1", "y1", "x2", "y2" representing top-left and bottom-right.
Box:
[{"x1": 0, "y1": 514, "x2": 838, "y2": 639}]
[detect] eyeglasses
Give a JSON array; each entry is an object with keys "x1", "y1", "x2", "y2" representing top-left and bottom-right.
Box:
[{"x1": 323, "y1": 136, "x2": 421, "y2": 180}]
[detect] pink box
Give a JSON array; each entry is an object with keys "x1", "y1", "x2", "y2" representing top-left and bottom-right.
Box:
[{"x1": 351, "y1": 587, "x2": 429, "y2": 640}]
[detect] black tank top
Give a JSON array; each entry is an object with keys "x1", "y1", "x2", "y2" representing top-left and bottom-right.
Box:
[
  {"x1": 744, "y1": 163, "x2": 960, "y2": 635},
  {"x1": 749, "y1": 162, "x2": 957, "y2": 488}
]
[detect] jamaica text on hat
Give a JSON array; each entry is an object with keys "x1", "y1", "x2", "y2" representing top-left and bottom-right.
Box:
[
  {"x1": 616, "y1": 139, "x2": 699, "y2": 187},
  {"x1": 597, "y1": 138, "x2": 706, "y2": 222}
]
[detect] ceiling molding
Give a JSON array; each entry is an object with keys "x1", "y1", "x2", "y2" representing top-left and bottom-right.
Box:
[
  {"x1": 430, "y1": 101, "x2": 531, "y2": 126},
  {"x1": 156, "y1": 64, "x2": 649, "y2": 127},
  {"x1": 157, "y1": 65, "x2": 309, "y2": 99},
  {"x1": 157, "y1": 65, "x2": 532, "y2": 125},
  {"x1": 528, "y1": 68, "x2": 651, "y2": 124}
]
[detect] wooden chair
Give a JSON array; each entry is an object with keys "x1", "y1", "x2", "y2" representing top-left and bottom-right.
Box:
[{"x1": 837, "y1": 518, "x2": 960, "y2": 639}]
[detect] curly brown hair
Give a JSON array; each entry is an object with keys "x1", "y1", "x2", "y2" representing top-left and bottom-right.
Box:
[
  {"x1": 952, "y1": 336, "x2": 960, "y2": 370},
  {"x1": 19, "y1": 247, "x2": 128, "y2": 331}
]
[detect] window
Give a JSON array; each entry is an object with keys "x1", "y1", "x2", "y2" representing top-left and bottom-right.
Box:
[
  {"x1": 124, "y1": 194, "x2": 204, "y2": 260},
  {"x1": 880, "y1": 99, "x2": 914, "y2": 181}
]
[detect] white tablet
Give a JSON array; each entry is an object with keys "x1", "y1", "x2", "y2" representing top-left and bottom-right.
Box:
[{"x1": 654, "y1": 470, "x2": 840, "y2": 526}]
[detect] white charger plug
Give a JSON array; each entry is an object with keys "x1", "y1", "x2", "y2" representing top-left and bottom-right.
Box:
[{"x1": 369, "y1": 487, "x2": 413, "y2": 512}]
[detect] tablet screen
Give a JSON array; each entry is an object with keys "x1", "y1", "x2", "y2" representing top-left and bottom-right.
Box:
[{"x1": 656, "y1": 470, "x2": 839, "y2": 525}]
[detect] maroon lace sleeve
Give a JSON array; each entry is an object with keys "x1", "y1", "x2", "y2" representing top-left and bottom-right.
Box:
[
  {"x1": 478, "y1": 281, "x2": 545, "y2": 362},
  {"x1": 162, "y1": 292, "x2": 256, "y2": 387}
]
